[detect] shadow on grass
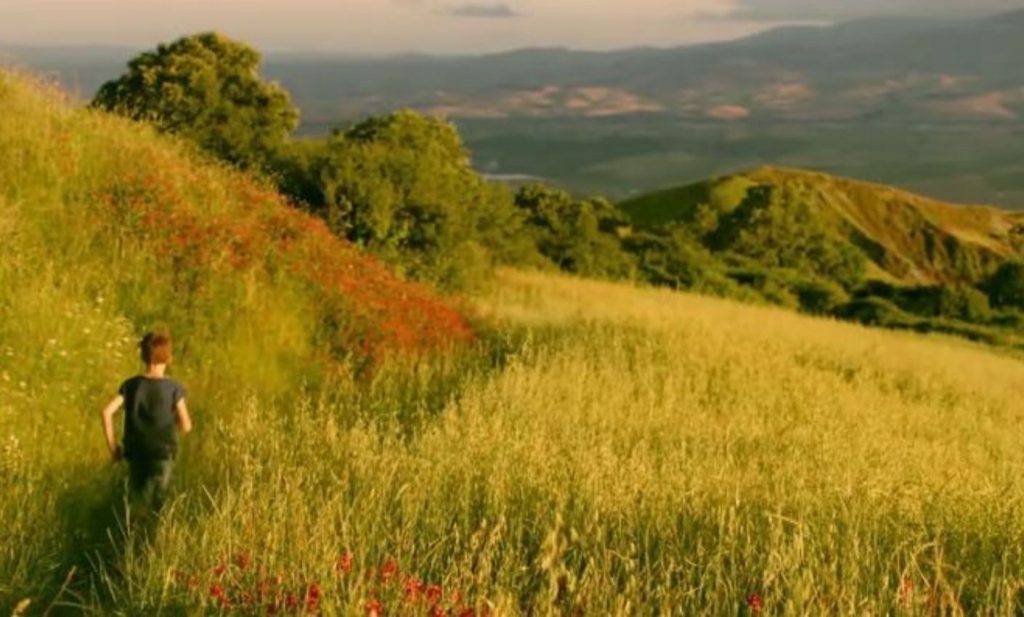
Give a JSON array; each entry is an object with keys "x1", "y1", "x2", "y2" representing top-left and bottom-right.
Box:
[{"x1": 42, "y1": 462, "x2": 157, "y2": 616}]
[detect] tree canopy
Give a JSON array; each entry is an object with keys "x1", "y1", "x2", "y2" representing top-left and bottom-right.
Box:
[
  {"x1": 93, "y1": 32, "x2": 298, "y2": 170},
  {"x1": 318, "y1": 111, "x2": 533, "y2": 288}
]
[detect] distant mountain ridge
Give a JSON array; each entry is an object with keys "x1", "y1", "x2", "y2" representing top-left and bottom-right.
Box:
[
  {"x1": 6, "y1": 9, "x2": 1024, "y2": 206},
  {"x1": 6, "y1": 10, "x2": 1024, "y2": 122},
  {"x1": 621, "y1": 167, "x2": 1024, "y2": 286}
]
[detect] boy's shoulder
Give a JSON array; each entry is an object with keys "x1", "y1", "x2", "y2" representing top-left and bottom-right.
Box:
[{"x1": 118, "y1": 375, "x2": 142, "y2": 394}]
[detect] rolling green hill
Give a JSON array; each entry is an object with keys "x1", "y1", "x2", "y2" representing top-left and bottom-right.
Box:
[{"x1": 621, "y1": 166, "x2": 1024, "y2": 285}]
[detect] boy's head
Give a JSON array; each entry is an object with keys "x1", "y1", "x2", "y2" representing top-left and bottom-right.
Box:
[{"x1": 140, "y1": 332, "x2": 173, "y2": 366}]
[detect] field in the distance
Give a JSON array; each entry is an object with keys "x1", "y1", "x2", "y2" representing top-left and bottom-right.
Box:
[{"x1": 6, "y1": 266, "x2": 1024, "y2": 614}]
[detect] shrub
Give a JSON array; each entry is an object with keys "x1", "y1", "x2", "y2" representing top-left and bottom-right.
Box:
[
  {"x1": 515, "y1": 185, "x2": 635, "y2": 279},
  {"x1": 937, "y1": 284, "x2": 991, "y2": 322},
  {"x1": 794, "y1": 279, "x2": 850, "y2": 315},
  {"x1": 832, "y1": 297, "x2": 912, "y2": 327},
  {"x1": 985, "y1": 262, "x2": 1024, "y2": 310}
]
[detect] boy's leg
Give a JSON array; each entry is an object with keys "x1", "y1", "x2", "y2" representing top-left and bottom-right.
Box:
[
  {"x1": 129, "y1": 458, "x2": 175, "y2": 512},
  {"x1": 147, "y1": 458, "x2": 174, "y2": 512}
]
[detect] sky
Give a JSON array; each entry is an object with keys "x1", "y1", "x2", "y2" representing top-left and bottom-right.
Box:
[{"x1": 1, "y1": 0, "x2": 1019, "y2": 54}]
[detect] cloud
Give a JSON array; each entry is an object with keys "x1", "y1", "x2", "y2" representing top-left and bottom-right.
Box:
[{"x1": 445, "y1": 2, "x2": 519, "y2": 18}]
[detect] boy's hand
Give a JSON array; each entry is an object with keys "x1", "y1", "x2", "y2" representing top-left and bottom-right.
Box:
[{"x1": 111, "y1": 445, "x2": 123, "y2": 463}]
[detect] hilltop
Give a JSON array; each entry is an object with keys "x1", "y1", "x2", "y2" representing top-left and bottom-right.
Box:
[{"x1": 621, "y1": 166, "x2": 1024, "y2": 286}]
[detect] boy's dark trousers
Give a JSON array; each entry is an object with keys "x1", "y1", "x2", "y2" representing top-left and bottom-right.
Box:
[{"x1": 128, "y1": 456, "x2": 174, "y2": 512}]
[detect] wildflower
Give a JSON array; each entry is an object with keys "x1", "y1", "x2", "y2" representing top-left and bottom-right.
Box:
[
  {"x1": 235, "y1": 552, "x2": 252, "y2": 570},
  {"x1": 899, "y1": 576, "x2": 914, "y2": 608},
  {"x1": 429, "y1": 606, "x2": 448, "y2": 617},
  {"x1": 213, "y1": 563, "x2": 228, "y2": 577},
  {"x1": 285, "y1": 593, "x2": 299, "y2": 611},
  {"x1": 335, "y1": 552, "x2": 354, "y2": 575},
  {"x1": 306, "y1": 582, "x2": 322, "y2": 612},
  {"x1": 380, "y1": 560, "x2": 399, "y2": 582},
  {"x1": 366, "y1": 599, "x2": 384, "y2": 616},
  {"x1": 425, "y1": 585, "x2": 443, "y2": 605},
  {"x1": 458, "y1": 610, "x2": 476, "y2": 617},
  {"x1": 747, "y1": 593, "x2": 763, "y2": 615},
  {"x1": 403, "y1": 576, "x2": 423, "y2": 602},
  {"x1": 209, "y1": 583, "x2": 226, "y2": 599}
]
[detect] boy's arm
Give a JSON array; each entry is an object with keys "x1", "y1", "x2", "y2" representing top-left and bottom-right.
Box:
[
  {"x1": 176, "y1": 399, "x2": 193, "y2": 434},
  {"x1": 100, "y1": 395, "x2": 124, "y2": 461}
]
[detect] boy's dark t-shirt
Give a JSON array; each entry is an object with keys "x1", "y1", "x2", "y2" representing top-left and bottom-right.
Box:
[{"x1": 119, "y1": 376, "x2": 186, "y2": 462}]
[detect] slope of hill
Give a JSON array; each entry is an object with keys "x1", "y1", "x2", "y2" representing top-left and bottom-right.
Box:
[
  {"x1": 0, "y1": 69, "x2": 473, "y2": 381},
  {"x1": 621, "y1": 166, "x2": 1024, "y2": 285}
]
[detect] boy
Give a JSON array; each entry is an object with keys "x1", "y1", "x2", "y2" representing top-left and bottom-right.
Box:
[{"x1": 100, "y1": 331, "x2": 192, "y2": 512}]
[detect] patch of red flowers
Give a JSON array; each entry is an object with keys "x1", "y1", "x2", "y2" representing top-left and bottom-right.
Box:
[
  {"x1": 96, "y1": 164, "x2": 475, "y2": 364},
  {"x1": 174, "y1": 551, "x2": 487, "y2": 616}
]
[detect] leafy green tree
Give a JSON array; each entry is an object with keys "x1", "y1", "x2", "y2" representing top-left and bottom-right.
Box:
[
  {"x1": 319, "y1": 111, "x2": 531, "y2": 288},
  {"x1": 710, "y1": 185, "x2": 866, "y2": 288},
  {"x1": 514, "y1": 185, "x2": 635, "y2": 279},
  {"x1": 624, "y1": 225, "x2": 742, "y2": 297},
  {"x1": 986, "y1": 262, "x2": 1024, "y2": 310},
  {"x1": 93, "y1": 32, "x2": 298, "y2": 170}
]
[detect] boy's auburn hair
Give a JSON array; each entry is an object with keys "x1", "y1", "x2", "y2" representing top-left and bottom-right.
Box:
[{"x1": 140, "y1": 332, "x2": 173, "y2": 365}]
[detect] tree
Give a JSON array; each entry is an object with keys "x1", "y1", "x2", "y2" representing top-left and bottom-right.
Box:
[
  {"x1": 318, "y1": 111, "x2": 530, "y2": 289},
  {"x1": 93, "y1": 32, "x2": 298, "y2": 170},
  {"x1": 709, "y1": 184, "x2": 867, "y2": 288},
  {"x1": 986, "y1": 262, "x2": 1024, "y2": 310},
  {"x1": 514, "y1": 185, "x2": 635, "y2": 279}
]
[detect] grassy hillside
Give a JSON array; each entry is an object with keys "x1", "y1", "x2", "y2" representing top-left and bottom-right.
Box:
[
  {"x1": 621, "y1": 166, "x2": 1024, "y2": 285},
  {"x1": 6, "y1": 69, "x2": 1024, "y2": 615},
  {"x1": 0, "y1": 69, "x2": 478, "y2": 609},
  {"x1": 9, "y1": 260, "x2": 1024, "y2": 613}
]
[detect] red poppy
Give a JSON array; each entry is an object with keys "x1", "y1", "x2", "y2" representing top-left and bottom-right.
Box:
[
  {"x1": 429, "y1": 606, "x2": 448, "y2": 617},
  {"x1": 335, "y1": 553, "x2": 354, "y2": 575},
  {"x1": 899, "y1": 577, "x2": 914, "y2": 607},
  {"x1": 366, "y1": 599, "x2": 384, "y2": 616},
  {"x1": 403, "y1": 577, "x2": 423, "y2": 602},
  {"x1": 235, "y1": 552, "x2": 252, "y2": 570},
  {"x1": 209, "y1": 584, "x2": 226, "y2": 599},
  {"x1": 747, "y1": 593, "x2": 763, "y2": 615},
  {"x1": 306, "y1": 582, "x2": 322, "y2": 612},
  {"x1": 425, "y1": 585, "x2": 443, "y2": 605},
  {"x1": 380, "y1": 560, "x2": 399, "y2": 582},
  {"x1": 285, "y1": 593, "x2": 299, "y2": 610}
]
